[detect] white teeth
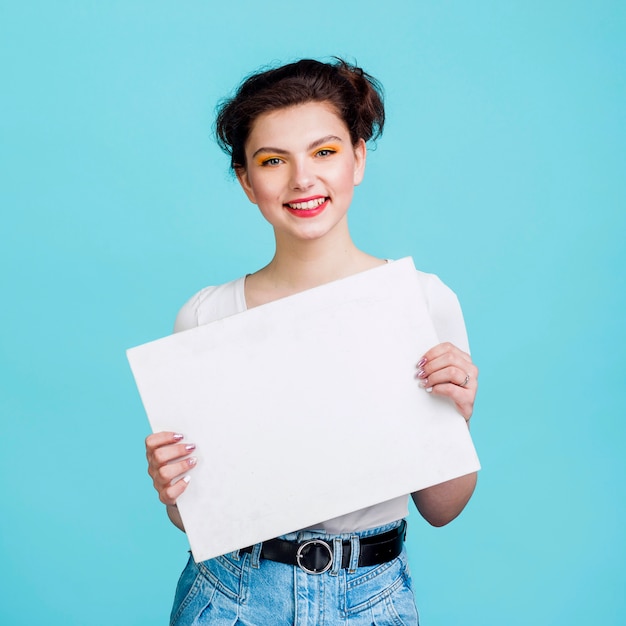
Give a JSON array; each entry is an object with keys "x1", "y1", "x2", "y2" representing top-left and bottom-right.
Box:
[{"x1": 287, "y1": 197, "x2": 326, "y2": 210}]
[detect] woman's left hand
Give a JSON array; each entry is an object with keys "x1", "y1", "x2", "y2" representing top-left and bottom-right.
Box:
[{"x1": 415, "y1": 342, "x2": 478, "y2": 422}]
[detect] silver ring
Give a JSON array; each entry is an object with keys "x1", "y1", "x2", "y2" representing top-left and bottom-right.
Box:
[{"x1": 461, "y1": 374, "x2": 470, "y2": 387}]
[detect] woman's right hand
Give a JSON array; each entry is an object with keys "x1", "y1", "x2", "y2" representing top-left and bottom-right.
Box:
[{"x1": 145, "y1": 432, "x2": 196, "y2": 506}]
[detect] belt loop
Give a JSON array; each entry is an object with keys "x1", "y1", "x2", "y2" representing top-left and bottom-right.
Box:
[
  {"x1": 348, "y1": 535, "x2": 360, "y2": 573},
  {"x1": 330, "y1": 537, "x2": 342, "y2": 577},
  {"x1": 250, "y1": 543, "x2": 262, "y2": 569}
]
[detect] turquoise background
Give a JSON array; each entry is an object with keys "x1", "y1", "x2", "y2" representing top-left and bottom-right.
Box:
[{"x1": 1, "y1": 1, "x2": 624, "y2": 624}]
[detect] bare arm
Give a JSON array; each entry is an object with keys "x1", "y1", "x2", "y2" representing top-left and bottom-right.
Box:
[
  {"x1": 413, "y1": 341, "x2": 479, "y2": 526},
  {"x1": 412, "y1": 471, "x2": 477, "y2": 526},
  {"x1": 166, "y1": 504, "x2": 186, "y2": 532}
]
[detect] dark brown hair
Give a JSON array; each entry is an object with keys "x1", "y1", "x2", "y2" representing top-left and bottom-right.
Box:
[{"x1": 215, "y1": 58, "x2": 385, "y2": 170}]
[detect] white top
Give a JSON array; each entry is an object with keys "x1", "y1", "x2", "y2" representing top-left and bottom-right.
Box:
[{"x1": 174, "y1": 266, "x2": 469, "y2": 534}]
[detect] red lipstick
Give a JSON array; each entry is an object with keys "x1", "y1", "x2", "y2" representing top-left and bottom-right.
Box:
[{"x1": 284, "y1": 196, "x2": 329, "y2": 218}]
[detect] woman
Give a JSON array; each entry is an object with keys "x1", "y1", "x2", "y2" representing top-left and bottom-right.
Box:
[{"x1": 146, "y1": 58, "x2": 478, "y2": 625}]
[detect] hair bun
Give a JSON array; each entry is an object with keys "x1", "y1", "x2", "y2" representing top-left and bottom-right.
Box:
[{"x1": 215, "y1": 58, "x2": 385, "y2": 169}]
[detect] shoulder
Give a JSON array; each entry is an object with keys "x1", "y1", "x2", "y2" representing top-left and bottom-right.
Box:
[
  {"x1": 173, "y1": 276, "x2": 247, "y2": 332},
  {"x1": 415, "y1": 270, "x2": 460, "y2": 311},
  {"x1": 414, "y1": 270, "x2": 470, "y2": 352}
]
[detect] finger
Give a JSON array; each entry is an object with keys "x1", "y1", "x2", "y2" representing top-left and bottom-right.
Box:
[
  {"x1": 417, "y1": 346, "x2": 472, "y2": 379},
  {"x1": 419, "y1": 365, "x2": 474, "y2": 389},
  {"x1": 146, "y1": 431, "x2": 184, "y2": 453},
  {"x1": 417, "y1": 355, "x2": 477, "y2": 386},
  {"x1": 148, "y1": 442, "x2": 196, "y2": 468},
  {"x1": 159, "y1": 475, "x2": 191, "y2": 506},
  {"x1": 152, "y1": 456, "x2": 197, "y2": 486},
  {"x1": 427, "y1": 382, "x2": 474, "y2": 420},
  {"x1": 451, "y1": 366, "x2": 477, "y2": 388},
  {"x1": 436, "y1": 350, "x2": 474, "y2": 373},
  {"x1": 419, "y1": 342, "x2": 471, "y2": 365}
]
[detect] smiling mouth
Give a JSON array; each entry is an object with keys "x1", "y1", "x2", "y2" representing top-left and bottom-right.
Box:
[{"x1": 285, "y1": 197, "x2": 328, "y2": 210}]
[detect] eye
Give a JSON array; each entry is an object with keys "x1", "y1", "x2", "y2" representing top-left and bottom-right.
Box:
[
  {"x1": 260, "y1": 157, "x2": 283, "y2": 167},
  {"x1": 315, "y1": 148, "x2": 337, "y2": 158}
]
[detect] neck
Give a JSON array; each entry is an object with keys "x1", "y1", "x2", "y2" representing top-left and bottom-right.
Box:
[
  {"x1": 244, "y1": 218, "x2": 386, "y2": 308},
  {"x1": 267, "y1": 246, "x2": 359, "y2": 290},
  {"x1": 266, "y1": 220, "x2": 368, "y2": 288},
  {"x1": 246, "y1": 223, "x2": 384, "y2": 306}
]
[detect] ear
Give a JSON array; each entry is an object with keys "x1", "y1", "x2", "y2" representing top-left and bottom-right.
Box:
[
  {"x1": 235, "y1": 166, "x2": 258, "y2": 204},
  {"x1": 352, "y1": 138, "x2": 367, "y2": 186}
]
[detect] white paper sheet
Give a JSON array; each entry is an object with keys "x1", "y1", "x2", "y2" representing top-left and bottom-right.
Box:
[{"x1": 127, "y1": 257, "x2": 480, "y2": 562}]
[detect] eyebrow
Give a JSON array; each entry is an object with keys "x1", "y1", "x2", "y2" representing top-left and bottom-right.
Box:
[{"x1": 251, "y1": 135, "x2": 344, "y2": 159}]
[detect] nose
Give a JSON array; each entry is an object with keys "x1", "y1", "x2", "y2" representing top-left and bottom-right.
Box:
[{"x1": 289, "y1": 158, "x2": 314, "y2": 191}]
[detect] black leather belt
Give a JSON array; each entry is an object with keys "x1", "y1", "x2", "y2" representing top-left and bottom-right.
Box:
[{"x1": 239, "y1": 520, "x2": 406, "y2": 575}]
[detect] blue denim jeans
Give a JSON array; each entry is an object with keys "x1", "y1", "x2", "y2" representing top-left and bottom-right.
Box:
[{"x1": 170, "y1": 521, "x2": 419, "y2": 625}]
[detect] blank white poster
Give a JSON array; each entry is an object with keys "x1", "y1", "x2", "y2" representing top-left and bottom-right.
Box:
[{"x1": 127, "y1": 258, "x2": 480, "y2": 562}]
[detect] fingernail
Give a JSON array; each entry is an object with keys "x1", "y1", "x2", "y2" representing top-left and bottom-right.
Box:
[
  {"x1": 185, "y1": 444, "x2": 196, "y2": 451},
  {"x1": 187, "y1": 457, "x2": 197, "y2": 467},
  {"x1": 416, "y1": 369, "x2": 426, "y2": 379},
  {"x1": 183, "y1": 475, "x2": 191, "y2": 484},
  {"x1": 418, "y1": 379, "x2": 429, "y2": 388},
  {"x1": 425, "y1": 387, "x2": 433, "y2": 393},
  {"x1": 173, "y1": 433, "x2": 184, "y2": 441},
  {"x1": 417, "y1": 358, "x2": 427, "y2": 368}
]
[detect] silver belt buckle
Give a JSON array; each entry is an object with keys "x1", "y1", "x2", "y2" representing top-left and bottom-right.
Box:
[{"x1": 295, "y1": 539, "x2": 333, "y2": 574}]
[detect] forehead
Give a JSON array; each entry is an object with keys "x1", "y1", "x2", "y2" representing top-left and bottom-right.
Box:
[{"x1": 246, "y1": 102, "x2": 350, "y2": 151}]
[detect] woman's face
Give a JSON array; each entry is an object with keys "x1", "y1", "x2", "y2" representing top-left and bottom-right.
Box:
[{"x1": 236, "y1": 101, "x2": 366, "y2": 244}]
